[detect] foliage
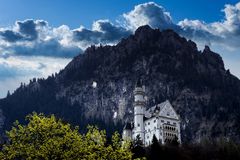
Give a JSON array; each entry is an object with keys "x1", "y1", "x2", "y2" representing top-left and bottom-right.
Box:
[{"x1": 0, "y1": 113, "x2": 134, "y2": 160}]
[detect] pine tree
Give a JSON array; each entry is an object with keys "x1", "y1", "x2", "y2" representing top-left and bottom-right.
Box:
[
  {"x1": 132, "y1": 134, "x2": 145, "y2": 159},
  {"x1": 6, "y1": 90, "x2": 10, "y2": 98},
  {"x1": 150, "y1": 134, "x2": 161, "y2": 160}
]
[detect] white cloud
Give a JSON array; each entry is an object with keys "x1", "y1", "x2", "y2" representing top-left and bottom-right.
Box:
[
  {"x1": 178, "y1": 2, "x2": 240, "y2": 50},
  {"x1": 0, "y1": 56, "x2": 70, "y2": 98},
  {"x1": 0, "y1": 19, "x2": 131, "y2": 58},
  {"x1": 123, "y1": 2, "x2": 175, "y2": 31}
]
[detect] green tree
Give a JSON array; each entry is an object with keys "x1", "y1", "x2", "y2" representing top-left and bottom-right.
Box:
[{"x1": 0, "y1": 113, "x2": 134, "y2": 160}]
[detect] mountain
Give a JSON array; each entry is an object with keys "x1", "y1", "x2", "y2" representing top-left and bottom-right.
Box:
[{"x1": 1, "y1": 25, "x2": 240, "y2": 143}]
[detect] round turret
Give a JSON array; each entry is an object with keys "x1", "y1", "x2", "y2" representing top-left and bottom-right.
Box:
[{"x1": 133, "y1": 79, "x2": 146, "y2": 143}]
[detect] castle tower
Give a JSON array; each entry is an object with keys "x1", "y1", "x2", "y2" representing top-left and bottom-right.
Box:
[{"x1": 133, "y1": 79, "x2": 146, "y2": 142}]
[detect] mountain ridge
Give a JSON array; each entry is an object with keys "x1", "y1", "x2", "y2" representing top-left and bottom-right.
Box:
[{"x1": 1, "y1": 25, "x2": 240, "y2": 143}]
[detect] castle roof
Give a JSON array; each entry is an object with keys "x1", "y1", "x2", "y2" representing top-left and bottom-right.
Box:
[
  {"x1": 136, "y1": 78, "x2": 143, "y2": 87},
  {"x1": 144, "y1": 100, "x2": 179, "y2": 120}
]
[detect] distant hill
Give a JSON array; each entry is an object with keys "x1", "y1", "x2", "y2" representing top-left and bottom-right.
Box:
[{"x1": 1, "y1": 25, "x2": 240, "y2": 143}]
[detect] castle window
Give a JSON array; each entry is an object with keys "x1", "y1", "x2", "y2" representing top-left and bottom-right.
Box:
[
  {"x1": 161, "y1": 120, "x2": 164, "y2": 123},
  {"x1": 167, "y1": 112, "x2": 170, "y2": 116},
  {"x1": 138, "y1": 123, "x2": 140, "y2": 127},
  {"x1": 148, "y1": 122, "x2": 150, "y2": 125},
  {"x1": 148, "y1": 129, "x2": 150, "y2": 132},
  {"x1": 154, "y1": 120, "x2": 156, "y2": 123},
  {"x1": 167, "y1": 121, "x2": 170, "y2": 124},
  {"x1": 173, "y1": 122, "x2": 176, "y2": 126}
]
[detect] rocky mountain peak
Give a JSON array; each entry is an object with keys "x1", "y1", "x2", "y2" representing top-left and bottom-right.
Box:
[
  {"x1": 202, "y1": 45, "x2": 225, "y2": 70},
  {"x1": 1, "y1": 26, "x2": 240, "y2": 143},
  {"x1": 203, "y1": 45, "x2": 211, "y2": 53}
]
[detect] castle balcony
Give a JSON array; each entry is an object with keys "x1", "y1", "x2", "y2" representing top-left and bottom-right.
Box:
[
  {"x1": 162, "y1": 124, "x2": 179, "y2": 143},
  {"x1": 163, "y1": 125, "x2": 178, "y2": 133},
  {"x1": 134, "y1": 100, "x2": 146, "y2": 106}
]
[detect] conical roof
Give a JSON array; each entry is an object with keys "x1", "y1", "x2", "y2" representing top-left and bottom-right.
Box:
[
  {"x1": 136, "y1": 78, "x2": 143, "y2": 87},
  {"x1": 123, "y1": 122, "x2": 132, "y2": 130}
]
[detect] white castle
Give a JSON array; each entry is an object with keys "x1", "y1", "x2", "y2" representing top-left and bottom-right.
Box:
[{"x1": 122, "y1": 80, "x2": 181, "y2": 146}]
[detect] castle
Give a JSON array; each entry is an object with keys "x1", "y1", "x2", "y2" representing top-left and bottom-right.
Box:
[{"x1": 122, "y1": 81, "x2": 181, "y2": 146}]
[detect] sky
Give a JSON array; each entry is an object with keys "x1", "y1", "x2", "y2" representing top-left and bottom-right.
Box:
[{"x1": 0, "y1": 0, "x2": 240, "y2": 98}]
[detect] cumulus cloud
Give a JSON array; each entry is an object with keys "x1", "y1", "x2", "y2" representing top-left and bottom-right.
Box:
[
  {"x1": 123, "y1": 2, "x2": 175, "y2": 30},
  {"x1": 0, "y1": 19, "x2": 47, "y2": 42},
  {"x1": 0, "y1": 19, "x2": 83, "y2": 58},
  {"x1": 73, "y1": 20, "x2": 131, "y2": 45},
  {"x1": 178, "y1": 2, "x2": 240, "y2": 50},
  {"x1": 0, "y1": 19, "x2": 132, "y2": 58}
]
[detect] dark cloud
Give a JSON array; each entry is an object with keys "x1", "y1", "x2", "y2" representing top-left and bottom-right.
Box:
[
  {"x1": 0, "y1": 19, "x2": 81, "y2": 58},
  {"x1": 0, "y1": 19, "x2": 48, "y2": 43},
  {"x1": 73, "y1": 20, "x2": 131, "y2": 44},
  {"x1": 73, "y1": 28, "x2": 101, "y2": 43},
  {"x1": 8, "y1": 39, "x2": 82, "y2": 58},
  {"x1": 0, "y1": 30, "x2": 23, "y2": 42},
  {"x1": 16, "y1": 19, "x2": 39, "y2": 41}
]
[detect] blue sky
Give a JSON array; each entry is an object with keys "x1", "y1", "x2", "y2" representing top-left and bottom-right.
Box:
[
  {"x1": 0, "y1": 0, "x2": 239, "y2": 28},
  {"x1": 0, "y1": 0, "x2": 240, "y2": 98}
]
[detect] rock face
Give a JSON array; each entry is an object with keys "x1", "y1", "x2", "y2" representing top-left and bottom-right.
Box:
[{"x1": 1, "y1": 25, "x2": 240, "y2": 143}]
